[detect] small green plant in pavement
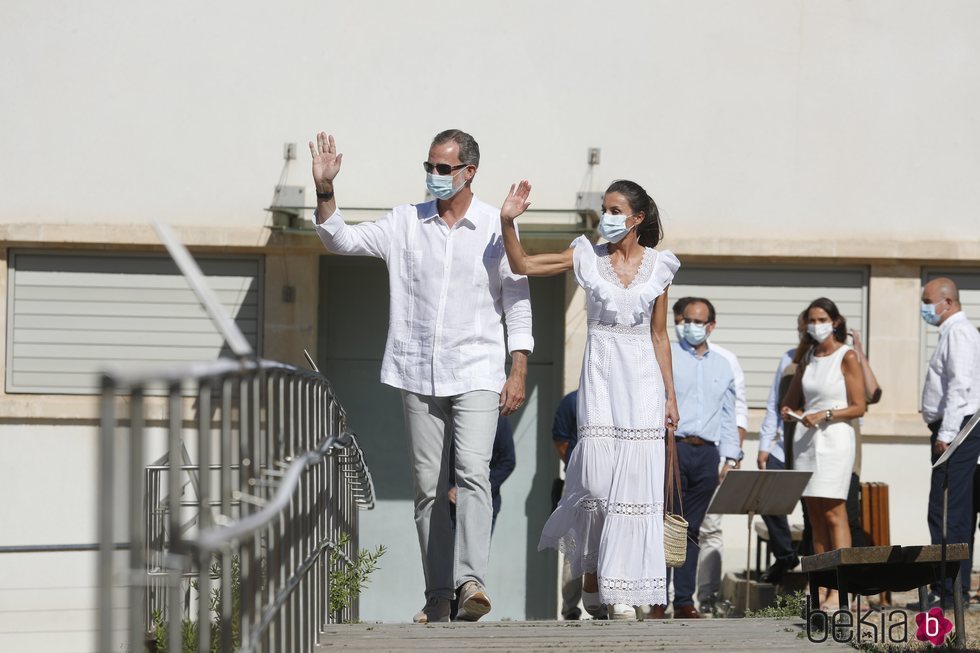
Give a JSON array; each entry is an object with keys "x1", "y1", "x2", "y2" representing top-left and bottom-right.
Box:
[
  {"x1": 745, "y1": 591, "x2": 807, "y2": 618},
  {"x1": 328, "y1": 533, "x2": 387, "y2": 618}
]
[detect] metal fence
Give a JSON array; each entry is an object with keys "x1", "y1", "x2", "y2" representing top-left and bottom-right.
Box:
[{"x1": 97, "y1": 358, "x2": 375, "y2": 653}]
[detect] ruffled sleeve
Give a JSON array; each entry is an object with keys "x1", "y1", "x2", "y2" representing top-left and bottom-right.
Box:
[
  {"x1": 632, "y1": 249, "x2": 681, "y2": 323},
  {"x1": 570, "y1": 235, "x2": 620, "y2": 319}
]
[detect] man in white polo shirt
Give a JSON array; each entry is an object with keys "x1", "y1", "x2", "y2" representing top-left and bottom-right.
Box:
[
  {"x1": 921, "y1": 277, "x2": 980, "y2": 607},
  {"x1": 309, "y1": 129, "x2": 534, "y2": 623}
]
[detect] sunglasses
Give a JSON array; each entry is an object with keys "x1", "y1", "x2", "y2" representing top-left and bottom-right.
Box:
[{"x1": 423, "y1": 161, "x2": 468, "y2": 175}]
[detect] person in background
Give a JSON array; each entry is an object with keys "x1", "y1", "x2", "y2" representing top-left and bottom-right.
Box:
[
  {"x1": 551, "y1": 390, "x2": 583, "y2": 620},
  {"x1": 781, "y1": 297, "x2": 866, "y2": 610},
  {"x1": 670, "y1": 297, "x2": 749, "y2": 615},
  {"x1": 920, "y1": 277, "x2": 980, "y2": 608},
  {"x1": 757, "y1": 312, "x2": 807, "y2": 584},
  {"x1": 448, "y1": 415, "x2": 516, "y2": 532},
  {"x1": 845, "y1": 328, "x2": 881, "y2": 548},
  {"x1": 651, "y1": 297, "x2": 741, "y2": 619}
]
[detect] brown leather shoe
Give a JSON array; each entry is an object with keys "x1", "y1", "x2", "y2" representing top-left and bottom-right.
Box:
[
  {"x1": 674, "y1": 605, "x2": 704, "y2": 619},
  {"x1": 648, "y1": 604, "x2": 668, "y2": 619}
]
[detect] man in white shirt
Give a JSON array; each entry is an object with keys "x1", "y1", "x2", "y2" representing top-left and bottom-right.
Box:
[
  {"x1": 921, "y1": 277, "x2": 980, "y2": 607},
  {"x1": 309, "y1": 130, "x2": 534, "y2": 623},
  {"x1": 672, "y1": 298, "x2": 747, "y2": 614}
]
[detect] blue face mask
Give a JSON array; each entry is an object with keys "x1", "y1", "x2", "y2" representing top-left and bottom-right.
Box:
[
  {"x1": 682, "y1": 322, "x2": 708, "y2": 346},
  {"x1": 426, "y1": 170, "x2": 464, "y2": 200},
  {"x1": 598, "y1": 213, "x2": 633, "y2": 243},
  {"x1": 920, "y1": 302, "x2": 944, "y2": 326}
]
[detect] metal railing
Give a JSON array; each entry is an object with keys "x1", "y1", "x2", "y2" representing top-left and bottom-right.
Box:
[{"x1": 97, "y1": 357, "x2": 375, "y2": 653}]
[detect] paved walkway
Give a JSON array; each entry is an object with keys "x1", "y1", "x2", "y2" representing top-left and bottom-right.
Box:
[{"x1": 316, "y1": 618, "x2": 853, "y2": 651}]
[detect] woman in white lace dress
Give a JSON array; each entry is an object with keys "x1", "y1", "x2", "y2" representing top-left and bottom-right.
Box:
[{"x1": 499, "y1": 179, "x2": 680, "y2": 620}]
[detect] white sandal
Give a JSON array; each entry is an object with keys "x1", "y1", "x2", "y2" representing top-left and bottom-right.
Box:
[{"x1": 608, "y1": 603, "x2": 637, "y2": 621}]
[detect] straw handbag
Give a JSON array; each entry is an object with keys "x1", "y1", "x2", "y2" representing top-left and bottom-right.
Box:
[{"x1": 664, "y1": 434, "x2": 688, "y2": 568}]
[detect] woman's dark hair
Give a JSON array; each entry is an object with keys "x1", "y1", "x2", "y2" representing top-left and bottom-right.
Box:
[
  {"x1": 791, "y1": 309, "x2": 809, "y2": 364},
  {"x1": 801, "y1": 297, "x2": 848, "y2": 351},
  {"x1": 605, "y1": 179, "x2": 663, "y2": 247}
]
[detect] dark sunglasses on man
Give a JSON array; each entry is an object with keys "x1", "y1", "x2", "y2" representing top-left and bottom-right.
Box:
[{"x1": 423, "y1": 161, "x2": 468, "y2": 175}]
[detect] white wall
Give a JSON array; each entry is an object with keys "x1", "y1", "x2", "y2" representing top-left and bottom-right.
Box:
[
  {"x1": 0, "y1": 424, "x2": 101, "y2": 652},
  {"x1": 2, "y1": 1, "x2": 979, "y2": 241},
  {"x1": 1, "y1": 0, "x2": 978, "y2": 638}
]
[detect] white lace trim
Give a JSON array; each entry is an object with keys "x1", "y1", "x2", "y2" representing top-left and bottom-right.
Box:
[
  {"x1": 588, "y1": 321, "x2": 649, "y2": 336},
  {"x1": 600, "y1": 577, "x2": 668, "y2": 606},
  {"x1": 575, "y1": 497, "x2": 608, "y2": 512},
  {"x1": 607, "y1": 501, "x2": 664, "y2": 516},
  {"x1": 601, "y1": 577, "x2": 667, "y2": 592},
  {"x1": 579, "y1": 425, "x2": 665, "y2": 441},
  {"x1": 554, "y1": 533, "x2": 599, "y2": 575},
  {"x1": 597, "y1": 246, "x2": 655, "y2": 290}
]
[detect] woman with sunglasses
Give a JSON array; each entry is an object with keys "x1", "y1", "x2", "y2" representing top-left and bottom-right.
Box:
[{"x1": 499, "y1": 179, "x2": 680, "y2": 620}]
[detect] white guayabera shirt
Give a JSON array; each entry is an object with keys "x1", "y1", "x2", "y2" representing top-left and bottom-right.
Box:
[
  {"x1": 312, "y1": 196, "x2": 534, "y2": 397},
  {"x1": 922, "y1": 311, "x2": 980, "y2": 444}
]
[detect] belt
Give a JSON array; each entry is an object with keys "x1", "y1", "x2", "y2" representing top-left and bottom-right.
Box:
[{"x1": 676, "y1": 435, "x2": 715, "y2": 447}]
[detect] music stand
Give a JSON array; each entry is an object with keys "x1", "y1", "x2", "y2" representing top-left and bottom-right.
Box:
[
  {"x1": 706, "y1": 469, "x2": 812, "y2": 610},
  {"x1": 930, "y1": 411, "x2": 980, "y2": 609}
]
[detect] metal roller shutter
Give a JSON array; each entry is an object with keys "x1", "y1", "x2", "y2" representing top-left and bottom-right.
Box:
[
  {"x1": 669, "y1": 266, "x2": 869, "y2": 408},
  {"x1": 6, "y1": 250, "x2": 262, "y2": 394}
]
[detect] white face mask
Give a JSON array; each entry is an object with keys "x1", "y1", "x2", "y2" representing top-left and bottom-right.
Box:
[
  {"x1": 674, "y1": 323, "x2": 685, "y2": 342},
  {"x1": 807, "y1": 323, "x2": 834, "y2": 343}
]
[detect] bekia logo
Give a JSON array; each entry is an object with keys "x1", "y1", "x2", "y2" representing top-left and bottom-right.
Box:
[
  {"x1": 915, "y1": 607, "x2": 953, "y2": 647},
  {"x1": 803, "y1": 595, "x2": 953, "y2": 646}
]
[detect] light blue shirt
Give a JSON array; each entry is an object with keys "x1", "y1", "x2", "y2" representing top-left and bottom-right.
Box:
[{"x1": 671, "y1": 340, "x2": 741, "y2": 461}]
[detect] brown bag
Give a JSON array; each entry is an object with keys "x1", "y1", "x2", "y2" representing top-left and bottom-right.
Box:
[{"x1": 664, "y1": 435, "x2": 688, "y2": 568}]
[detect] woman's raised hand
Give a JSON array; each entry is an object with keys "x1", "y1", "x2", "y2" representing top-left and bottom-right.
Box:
[{"x1": 501, "y1": 180, "x2": 532, "y2": 221}]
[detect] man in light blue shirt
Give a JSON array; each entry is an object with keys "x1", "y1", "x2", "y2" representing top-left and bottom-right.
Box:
[{"x1": 654, "y1": 297, "x2": 741, "y2": 619}]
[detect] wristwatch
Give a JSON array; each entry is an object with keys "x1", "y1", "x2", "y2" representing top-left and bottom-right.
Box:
[{"x1": 825, "y1": 409, "x2": 834, "y2": 423}]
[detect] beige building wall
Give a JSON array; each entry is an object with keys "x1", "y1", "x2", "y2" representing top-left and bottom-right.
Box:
[{"x1": 0, "y1": 0, "x2": 978, "y2": 638}]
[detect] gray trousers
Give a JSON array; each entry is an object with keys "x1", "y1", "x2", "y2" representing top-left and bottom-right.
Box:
[
  {"x1": 402, "y1": 390, "x2": 500, "y2": 600},
  {"x1": 697, "y1": 512, "x2": 723, "y2": 602}
]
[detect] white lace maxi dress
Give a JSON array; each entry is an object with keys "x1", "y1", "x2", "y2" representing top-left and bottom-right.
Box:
[{"x1": 538, "y1": 235, "x2": 680, "y2": 607}]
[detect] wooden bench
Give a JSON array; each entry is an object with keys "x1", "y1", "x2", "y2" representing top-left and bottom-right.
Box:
[{"x1": 801, "y1": 544, "x2": 969, "y2": 649}]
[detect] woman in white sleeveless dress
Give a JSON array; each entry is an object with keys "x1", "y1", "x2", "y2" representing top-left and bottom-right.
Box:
[
  {"x1": 780, "y1": 297, "x2": 866, "y2": 609},
  {"x1": 499, "y1": 179, "x2": 680, "y2": 620}
]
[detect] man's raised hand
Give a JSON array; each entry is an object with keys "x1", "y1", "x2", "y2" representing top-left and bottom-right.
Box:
[
  {"x1": 500, "y1": 180, "x2": 532, "y2": 221},
  {"x1": 309, "y1": 132, "x2": 343, "y2": 191}
]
